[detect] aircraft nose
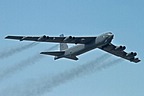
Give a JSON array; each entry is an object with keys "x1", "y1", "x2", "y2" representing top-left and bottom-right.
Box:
[
  {"x1": 111, "y1": 34, "x2": 114, "y2": 38},
  {"x1": 108, "y1": 34, "x2": 114, "y2": 39}
]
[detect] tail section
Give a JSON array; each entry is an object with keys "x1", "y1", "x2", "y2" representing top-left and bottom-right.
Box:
[
  {"x1": 40, "y1": 51, "x2": 65, "y2": 60},
  {"x1": 60, "y1": 34, "x2": 68, "y2": 51},
  {"x1": 40, "y1": 51, "x2": 78, "y2": 60},
  {"x1": 40, "y1": 34, "x2": 78, "y2": 60},
  {"x1": 65, "y1": 56, "x2": 78, "y2": 60},
  {"x1": 40, "y1": 51, "x2": 65, "y2": 56}
]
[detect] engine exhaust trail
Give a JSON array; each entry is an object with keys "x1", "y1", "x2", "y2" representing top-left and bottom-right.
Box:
[
  {"x1": 37, "y1": 57, "x2": 123, "y2": 96},
  {"x1": 0, "y1": 44, "x2": 58, "y2": 81},
  {"x1": 0, "y1": 42, "x2": 38, "y2": 59},
  {"x1": 0, "y1": 54, "x2": 124, "y2": 96}
]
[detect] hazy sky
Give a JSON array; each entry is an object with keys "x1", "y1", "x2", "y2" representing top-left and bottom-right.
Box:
[{"x1": 0, "y1": 0, "x2": 144, "y2": 96}]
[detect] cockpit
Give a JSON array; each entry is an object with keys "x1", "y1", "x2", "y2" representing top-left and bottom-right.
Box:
[{"x1": 102, "y1": 32, "x2": 113, "y2": 39}]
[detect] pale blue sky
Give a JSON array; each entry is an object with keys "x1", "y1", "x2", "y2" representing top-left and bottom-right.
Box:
[{"x1": 0, "y1": 0, "x2": 144, "y2": 96}]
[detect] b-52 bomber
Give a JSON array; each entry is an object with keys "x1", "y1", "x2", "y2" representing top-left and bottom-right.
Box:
[{"x1": 5, "y1": 32, "x2": 140, "y2": 63}]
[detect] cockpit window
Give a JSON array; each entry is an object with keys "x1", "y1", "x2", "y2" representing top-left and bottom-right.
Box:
[
  {"x1": 103, "y1": 35, "x2": 108, "y2": 38},
  {"x1": 107, "y1": 32, "x2": 112, "y2": 35}
]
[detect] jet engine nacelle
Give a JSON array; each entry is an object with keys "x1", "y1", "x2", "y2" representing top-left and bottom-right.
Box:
[
  {"x1": 126, "y1": 52, "x2": 137, "y2": 57},
  {"x1": 37, "y1": 35, "x2": 47, "y2": 41},
  {"x1": 20, "y1": 36, "x2": 26, "y2": 41},
  {"x1": 115, "y1": 46, "x2": 126, "y2": 51},
  {"x1": 63, "y1": 36, "x2": 75, "y2": 42}
]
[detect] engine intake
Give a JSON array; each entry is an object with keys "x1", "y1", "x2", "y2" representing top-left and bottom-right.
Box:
[
  {"x1": 63, "y1": 36, "x2": 75, "y2": 42},
  {"x1": 37, "y1": 35, "x2": 46, "y2": 41},
  {"x1": 126, "y1": 52, "x2": 137, "y2": 57},
  {"x1": 115, "y1": 46, "x2": 126, "y2": 51},
  {"x1": 20, "y1": 36, "x2": 26, "y2": 41}
]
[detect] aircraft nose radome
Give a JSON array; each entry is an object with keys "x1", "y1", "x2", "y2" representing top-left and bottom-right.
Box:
[
  {"x1": 107, "y1": 34, "x2": 114, "y2": 43},
  {"x1": 107, "y1": 34, "x2": 114, "y2": 39},
  {"x1": 107, "y1": 32, "x2": 112, "y2": 35},
  {"x1": 108, "y1": 33, "x2": 113, "y2": 36},
  {"x1": 111, "y1": 34, "x2": 114, "y2": 38}
]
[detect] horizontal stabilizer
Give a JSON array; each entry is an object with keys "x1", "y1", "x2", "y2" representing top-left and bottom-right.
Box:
[
  {"x1": 65, "y1": 56, "x2": 78, "y2": 60},
  {"x1": 40, "y1": 51, "x2": 65, "y2": 56}
]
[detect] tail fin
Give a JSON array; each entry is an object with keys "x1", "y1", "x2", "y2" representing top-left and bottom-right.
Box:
[
  {"x1": 40, "y1": 51, "x2": 65, "y2": 60},
  {"x1": 60, "y1": 34, "x2": 68, "y2": 51},
  {"x1": 40, "y1": 51, "x2": 65, "y2": 56}
]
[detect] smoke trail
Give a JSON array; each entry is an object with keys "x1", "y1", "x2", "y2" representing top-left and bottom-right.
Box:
[
  {"x1": 36, "y1": 57, "x2": 123, "y2": 96},
  {"x1": 0, "y1": 42, "x2": 38, "y2": 59},
  {"x1": 0, "y1": 45, "x2": 58, "y2": 81},
  {"x1": 0, "y1": 54, "x2": 123, "y2": 96}
]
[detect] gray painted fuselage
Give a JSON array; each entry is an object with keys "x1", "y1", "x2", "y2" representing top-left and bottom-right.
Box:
[{"x1": 62, "y1": 32, "x2": 114, "y2": 59}]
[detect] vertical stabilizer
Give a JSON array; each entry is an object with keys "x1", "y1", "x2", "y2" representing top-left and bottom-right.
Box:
[{"x1": 60, "y1": 34, "x2": 68, "y2": 51}]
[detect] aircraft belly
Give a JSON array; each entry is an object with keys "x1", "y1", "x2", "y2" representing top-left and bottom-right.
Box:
[
  {"x1": 67, "y1": 44, "x2": 97, "y2": 56},
  {"x1": 74, "y1": 47, "x2": 96, "y2": 56}
]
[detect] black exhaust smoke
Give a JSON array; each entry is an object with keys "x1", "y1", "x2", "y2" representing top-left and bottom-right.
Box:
[
  {"x1": 0, "y1": 54, "x2": 123, "y2": 96},
  {"x1": 0, "y1": 44, "x2": 58, "y2": 81},
  {"x1": 0, "y1": 42, "x2": 38, "y2": 59}
]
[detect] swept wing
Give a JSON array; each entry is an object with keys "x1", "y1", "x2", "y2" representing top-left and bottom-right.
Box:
[
  {"x1": 99, "y1": 43, "x2": 140, "y2": 63},
  {"x1": 5, "y1": 35, "x2": 96, "y2": 44}
]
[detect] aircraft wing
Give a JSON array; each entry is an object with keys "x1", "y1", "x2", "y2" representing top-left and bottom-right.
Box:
[
  {"x1": 5, "y1": 35, "x2": 96, "y2": 44},
  {"x1": 99, "y1": 43, "x2": 141, "y2": 63}
]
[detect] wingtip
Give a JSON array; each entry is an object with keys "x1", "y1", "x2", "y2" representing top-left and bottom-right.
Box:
[
  {"x1": 40, "y1": 52, "x2": 45, "y2": 54},
  {"x1": 134, "y1": 58, "x2": 141, "y2": 63},
  {"x1": 138, "y1": 59, "x2": 141, "y2": 63},
  {"x1": 5, "y1": 36, "x2": 9, "y2": 39}
]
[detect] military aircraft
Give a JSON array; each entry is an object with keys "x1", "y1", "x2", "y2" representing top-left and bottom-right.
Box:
[{"x1": 5, "y1": 32, "x2": 140, "y2": 63}]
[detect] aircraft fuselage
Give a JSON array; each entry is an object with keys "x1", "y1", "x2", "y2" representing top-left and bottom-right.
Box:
[
  {"x1": 5, "y1": 32, "x2": 140, "y2": 63},
  {"x1": 62, "y1": 32, "x2": 114, "y2": 59}
]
